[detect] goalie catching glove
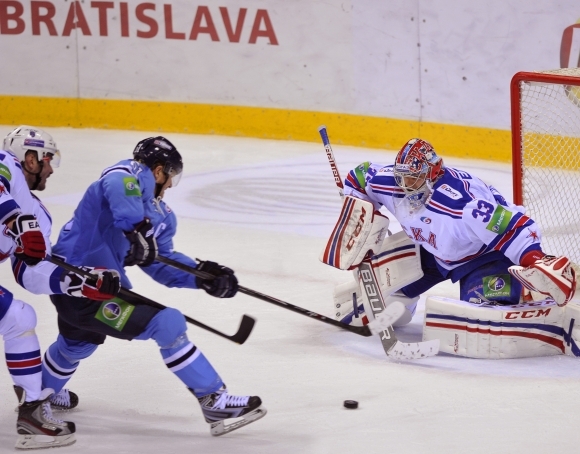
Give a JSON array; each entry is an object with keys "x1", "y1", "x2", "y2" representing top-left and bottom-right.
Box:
[
  {"x1": 60, "y1": 267, "x2": 121, "y2": 301},
  {"x1": 195, "y1": 260, "x2": 239, "y2": 298},
  {"x1": 508, "y1": 252, "x2": 577, "y2": 307},
  {"x1": 7, "y1": 214, "x2": 46, "y2": 266}
]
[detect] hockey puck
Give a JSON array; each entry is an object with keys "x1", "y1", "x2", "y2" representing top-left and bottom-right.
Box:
[{"x1": 343, "y1": 400, "x2": 358, "y2": 409}]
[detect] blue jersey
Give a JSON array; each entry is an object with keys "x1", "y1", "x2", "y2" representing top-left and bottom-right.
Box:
[{"x1": 53, "y1": 159, "x2": 198, "y2": 290}]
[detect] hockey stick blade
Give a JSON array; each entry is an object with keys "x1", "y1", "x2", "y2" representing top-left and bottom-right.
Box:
[
  {"x1": 47, "y1": 256, "x2": 255, "y2": 345},
  {"x1": 155, "y1": 255, "x2": 375, "y2": 337}
]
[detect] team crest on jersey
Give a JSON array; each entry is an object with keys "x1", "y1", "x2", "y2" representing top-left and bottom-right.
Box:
[
  {"x1": 0, "y1": 164, "x2": 12, "y2": 182},
  {"x1": 436, "y1": 184, "x2": 462, "y2": 200},
  {"x1": 123, "y1": 177, "x2": 141, "y2": 196}
]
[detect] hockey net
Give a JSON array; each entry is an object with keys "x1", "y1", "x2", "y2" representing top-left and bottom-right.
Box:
[{"x1": 511, "y1": 68, "x2": 580, "y2": 263}]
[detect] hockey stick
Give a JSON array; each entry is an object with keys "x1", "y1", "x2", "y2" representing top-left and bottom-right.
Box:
[
  {"x1": 318, "y1": 125, "x2": 440, "y2": 359},
  {"x1": 154, "y1": 255, "x2": 393, "y2": 337},
  {"x1": 47, "y1": 256, "x2": 255, "y2": 345}
]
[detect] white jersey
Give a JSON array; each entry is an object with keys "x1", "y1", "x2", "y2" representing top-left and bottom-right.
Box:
[
  {"x1": 0, "y1": 149, "x2": 61, "y2": 295},
  {"x1": 344, "y1": 162, "x2": 542, "y2": 272}
]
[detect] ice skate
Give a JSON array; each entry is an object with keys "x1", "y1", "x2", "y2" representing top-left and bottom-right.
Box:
[
  {"x1": 49, "y1": 389, "x2": 79, "y2": 411},
  {"x1": 14, "y1": 386, "x2": 76, "y2": 450},
  {"x1": 193, "y1": 385, "x2": 266, "y2": 436}
]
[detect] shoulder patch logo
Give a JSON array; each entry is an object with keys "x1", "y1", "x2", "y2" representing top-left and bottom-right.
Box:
[
  {"x1": 123, "y1": 177, "x2": 141, "y2": 196},
  {"x1": 436, "y1": 184, "x2": 462, "y2": 200},
  {"x1": 486, "y1": 205, "x2": 513, "y2": 234},
  {"x1": 0, "y1": 163, "x2": 12, "y2": 182}
]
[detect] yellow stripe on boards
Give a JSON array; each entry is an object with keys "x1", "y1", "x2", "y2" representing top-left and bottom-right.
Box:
[{"x1": 0, "y1": 95, "x2": 512, "y2": 162}]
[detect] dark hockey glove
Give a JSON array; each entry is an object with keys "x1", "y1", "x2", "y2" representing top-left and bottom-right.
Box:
[
  {"x1": 7, "y1": 214, "x2": 46, "y2": 266},
  {"x1": 61, "y1": 267, "x2": 121, "y2": 301},
  {"x1": 124, "y1": 218, "x2": 158, "y2": 267},
  {"x1": 195, "y1": 260, "x2": 239, "y2": 298}
]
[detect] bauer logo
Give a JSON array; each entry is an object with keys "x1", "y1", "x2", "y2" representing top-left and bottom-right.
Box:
[
  {"x1": 95, "y1": 299, "x2": 135, "y2": 331},
  {"x1": 436, "y1": 184, "x2": 462, "y2": 200},
  {"x1": 123, "y1": 177, "x2": 141, "y2": 196}
]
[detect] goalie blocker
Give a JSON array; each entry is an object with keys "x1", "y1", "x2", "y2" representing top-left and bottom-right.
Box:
[{"x1": 321, "y1": 196, "x2": 424, "y2": 327}]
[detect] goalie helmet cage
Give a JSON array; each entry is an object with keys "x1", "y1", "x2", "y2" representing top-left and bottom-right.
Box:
[{"x1": 511, "y1": 68, "x2": 580, "y2": 264}]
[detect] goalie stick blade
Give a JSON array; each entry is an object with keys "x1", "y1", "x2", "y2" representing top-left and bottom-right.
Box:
[
  {"x1": 367, "y1": 301, "x2": 406, "y2": 335},
  {"x1": 387, "y1": 339, "x2": 440, "y2": 360}
]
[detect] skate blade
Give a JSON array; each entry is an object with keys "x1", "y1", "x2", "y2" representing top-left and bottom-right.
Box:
[
  {"x1": 210, "y1": 406, "x2": 267, "y2": 436},
  {"x1": 16, "y1": 433, "x2": 76, "y2": 450}
]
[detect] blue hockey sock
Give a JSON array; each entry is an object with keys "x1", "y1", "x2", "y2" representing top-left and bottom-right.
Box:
[
  {"x1": 135, "y1": 308, "x2": 223, "y2": 396},
  {"x1": 42, "y1": 335, "x2": 98, "y2": 394},
  {"x1": 160, "y1": 334, "x2": 223, "y2": 397}
]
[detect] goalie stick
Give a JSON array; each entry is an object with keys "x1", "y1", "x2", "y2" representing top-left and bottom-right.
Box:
[
  {"x1": 47, "y1": 256, "x2": 255, "y2": 345},
  {"x1": 318, "y1": 125, "x2": 440, "y2": 359},
  {"x1": 154, "y1": 255, "x2": 396, "y2": 336}
]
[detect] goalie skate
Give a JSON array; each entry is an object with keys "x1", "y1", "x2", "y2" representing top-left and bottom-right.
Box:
[
  {"x1": 14, "y1": 386, "x2": 76, "y2": 450},
  {"x1": 193, "y1": 386, "x2": 267, "y2": 436}
]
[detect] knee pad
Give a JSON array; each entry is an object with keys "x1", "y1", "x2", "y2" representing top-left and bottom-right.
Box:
[
  {"x1": 0, "y1": 300, "x2": 37, "y2": 341},
  {"x1": 147, "y1": 308, "x2": 187, "y2": 348},
  {"x1": 55, "y1": 334, "x2": 99, "y2": 362}
]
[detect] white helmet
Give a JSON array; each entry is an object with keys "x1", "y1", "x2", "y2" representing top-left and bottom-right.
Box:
[{"x1": 3, "y1": 125, "x2": 61, "y2": 168}]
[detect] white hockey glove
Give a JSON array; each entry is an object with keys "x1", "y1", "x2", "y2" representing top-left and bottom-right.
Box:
[
  {"x1": 508, "y1": 255, "x2": 576, "y2": 307},
  {"x1": 61, "y1": 267, "x2": 121, "y2": 301},
  {"x1": 320, "y1": 196, "x2": 389, "y2": 270}
]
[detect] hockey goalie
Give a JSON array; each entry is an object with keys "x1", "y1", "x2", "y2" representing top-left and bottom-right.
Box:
[{"x1": 321, "y1": 138, "x2": 580, "y2": 359}]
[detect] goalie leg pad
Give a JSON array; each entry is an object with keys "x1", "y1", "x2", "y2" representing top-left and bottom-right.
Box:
[
  {"x1": 423, "y1": 296, "x2": 567, "y2": 358},
  {"x1": 332, "y1": 281, "x2": 367, "y2": 326},
  {"x1": 320, "y1": 196, "x2": 389, "y2": 270}
]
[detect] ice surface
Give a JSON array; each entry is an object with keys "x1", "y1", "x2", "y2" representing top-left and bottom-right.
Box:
[{"x1": 0, "y1": 126, "x2": 578, "y2": 454}]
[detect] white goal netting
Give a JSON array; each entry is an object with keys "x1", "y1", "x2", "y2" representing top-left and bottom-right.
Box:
[{"x1": 515, "y1": 68, "x2": 580, "y2": 263}]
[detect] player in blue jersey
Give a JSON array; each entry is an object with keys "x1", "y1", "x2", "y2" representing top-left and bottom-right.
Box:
[
  {"x1": 1, "y1": 126, "x2": 121, "y2": 449},
  {"x1": 325, "y1": 138, "x2": 576, "y2": 327},
  {"x1": 42, "y1": 136, "x2": 265, "y2": 436}
]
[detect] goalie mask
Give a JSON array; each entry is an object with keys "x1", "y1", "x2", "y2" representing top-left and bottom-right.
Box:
[
  {"x1": 133, "y1": 136, "x2": 183, "y2": 197},
  {"x1": 393, "y1": 138, "x2": 444, "y2": 208}
]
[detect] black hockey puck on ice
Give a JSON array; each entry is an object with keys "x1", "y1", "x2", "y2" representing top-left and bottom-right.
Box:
[{"x1": 343, "y1": 400, "x2": 358, "y2": 409}]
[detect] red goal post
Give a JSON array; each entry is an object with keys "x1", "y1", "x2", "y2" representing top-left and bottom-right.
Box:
[{"x1": 511, "y1": 68, "x2": 580, "y2": 262}]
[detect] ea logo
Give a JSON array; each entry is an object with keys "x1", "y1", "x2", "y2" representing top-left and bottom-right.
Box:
[
  {"x1": 102, "y1": 302, "x2": 121, "y2": 320},
  {"x1": 488, "y1": 277, "x2": 505, "y2": 291}
]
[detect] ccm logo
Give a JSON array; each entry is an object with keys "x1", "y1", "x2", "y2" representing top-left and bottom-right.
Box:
[
  {"x1": 346, "y1": 207, "x2": 366, "y2": 251},
  {"x1": 505, "y1": 308, "x2": 551, "y2": 319}
]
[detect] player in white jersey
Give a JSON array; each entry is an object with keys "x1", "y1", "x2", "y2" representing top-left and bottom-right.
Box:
[
  {"x1": 1, "y1": 126, "x2": 121, "y2": 450},
  {"x1": 323, "y1": 138, "x2": 575, "y2": 327}
]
